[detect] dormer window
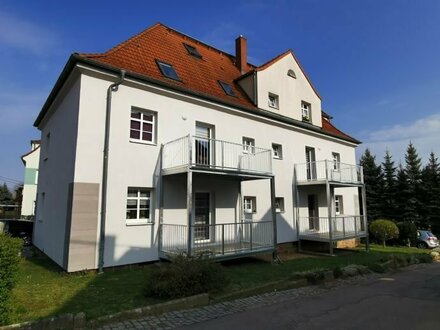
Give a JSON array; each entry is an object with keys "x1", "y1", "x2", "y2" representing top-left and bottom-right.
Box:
[
  {"x1": 268, "y1": 93, "x2": 279, "y2": 109},
  {"x1": 183, "y1": 43, "x2": 202, "y2": 59},
  {"x1": 301, "y1": 101, "x2": 311, "y2": 122},
  {"x1": 156, "y1": 60, "x2": 180, "y2": 81},
  {"x1": 287, "y1": 69, "x2": 296, "y2": 78},
  {"x1": 218, "y1": 81, "x2": 235, "y2": 96}
]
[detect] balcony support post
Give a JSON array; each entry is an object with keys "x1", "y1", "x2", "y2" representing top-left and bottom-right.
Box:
[
  {"x1": 158, "y1": 145, "x2": 164, "y2": 255},
  {"x1": 326, "y1": 181, "x2": 334, "y2": 255},
  {"x1": 238, "y1": 180, "x2": 243, "y2": 244},
  {"x1": 270, "y1": 176, "x2": 278, "y2": 260},
  {"x1": 361, "y1": 184, "x2": 369, "y2": 252},
  {"x1": 187, "y1": 170, "x2": 193, "y2": 256},
  {"x1": 294, "y1": 166, "x2": 302, "y2": 253}
]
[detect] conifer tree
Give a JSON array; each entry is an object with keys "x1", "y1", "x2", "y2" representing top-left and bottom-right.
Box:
[
  {"x1": 394, "y1": 164, "x2": 409, "y2": 223},
  {"x1": 403, "y1": 142, "x2": 424, "y2": 226},
  {"x1": 381, "y1": 150, "x2": 397, "y2": 220},
  {"x1": 359, "y1": 149, "x2": 384, "y2": 223},
  {"x1": 421, "y1": 152, "x2": 440, "y2": 232}
]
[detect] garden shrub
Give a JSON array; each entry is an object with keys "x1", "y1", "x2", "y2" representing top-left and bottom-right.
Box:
[
  {"x1": 368, "y1": 263, "x2": 386, "y2": 273},
  {"x1": 0, "y1": 234, "x2": 23, "y2": 325},
  {"x1": 416, "y1": 253, "x2": 433, "y2": 264},
  {"x1": 396, "y1": 222, "x2": 418, "y2": 247},
  {"x1": 369, "y1": 219, "x2": 399, "y2": 247},
  {"x1": 291, "y1": 269, "x2": 329, "y2": 284},
  {"x1": 145, "y1": 253, "x2": 228, "y2": 299}
]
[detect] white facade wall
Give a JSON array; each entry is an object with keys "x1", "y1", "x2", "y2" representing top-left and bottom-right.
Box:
[
  {"x1": 33, "y1": 75, "x2": 81, "y2": 268},
  {"x1": 69, "y1": 68, "x2": 359, "y2": 268},
  {"x1": 21, "y1": 146, "x2": 40, "y2": 216}
]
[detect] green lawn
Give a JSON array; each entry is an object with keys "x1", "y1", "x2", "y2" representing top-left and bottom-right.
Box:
[{"x1": 9, "y1": 244, "x2": 429, "y2": 324}]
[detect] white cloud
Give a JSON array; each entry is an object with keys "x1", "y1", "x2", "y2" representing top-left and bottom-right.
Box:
[
  {"x1": 0, "y1": 11, "x2": 57, "y2": 54},
  {"x1": 357, "y1": 113, "x2": 440, "y2": 164}
]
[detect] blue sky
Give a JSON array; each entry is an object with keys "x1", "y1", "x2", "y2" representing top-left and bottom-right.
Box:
[{"x1": 1, "y1": 0, "x2": 439, "y2": 187}]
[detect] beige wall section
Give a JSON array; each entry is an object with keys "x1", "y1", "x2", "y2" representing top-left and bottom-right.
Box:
[
  {"x1": 256, "y1": 54, "x2": 322, "y2": 127},
  {"x1": 65, "y1": 182, "x2": 100, "y2": 272}
]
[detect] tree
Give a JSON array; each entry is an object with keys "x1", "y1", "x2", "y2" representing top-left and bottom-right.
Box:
[
  {"x1": 381, "y1": 150, "x2": 397, "y2": 220},
  {"x1": 394, "y1": 164, "x2": 409, "y2": 223},
  {"x1": 421, "y1": 152, "x2": 440, "y2": 233},
  {"x1": 403, "y1": 142, "x2": 424, "y2": 226},
  {"x1": 369, "y1": 219, "x2": 399, "y2": 248},
  {"x1": 0, "y1": 184, "x2": 13, "y2": 205},
  {"x1": 359, "y1": 149, "x2": 384, "y2": 223}
]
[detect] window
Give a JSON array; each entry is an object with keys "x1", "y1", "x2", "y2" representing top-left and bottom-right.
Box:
[
  {"x1": 335, "y1": 195, "x2": 343, "y2": 215},
  {"x1": 218, "y1": 81, "x2": 236, "y2": 96},
  {"x1": 332, "y1": 152, "x2": 341, "y2": 170},
  {"x1": 268, "y1": 93, "x2": 279, "y2": 109},
  {"x1": 35, "y1": 170, "x2": 39, "y2": 185},
  {"x1": 130, "y1": 109, "x2": 156, "y2": 143},
  {"x1": 156, "y1": 60, "x2": 180, "y2": 81},
  {"x1": 242, "y1": 137, "x2": 255, "y2": 154},
  {"x1": 244, "y1": 196, "x2": 256, "y2": 213},
  {"x1": 287, "y1": 69, "x2": 296, "y2": 78},
  {"x1": 275, "y1": 197, "x2": 285, "y2": 213},
  {"x1": 126, "y1": 188, "x2": 152, "y2": 223},
  {"x1": 272, "y1": 143, "x2": 283, "y2": 159},
  {"x1": 301, "y1": 101, "x2": 311, "y2": 122},
  {"x1": 183, "y1": 43, "x2": 202, "y2": 58}
]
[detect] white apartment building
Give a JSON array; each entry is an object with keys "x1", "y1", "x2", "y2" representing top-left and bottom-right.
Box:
[
  {"x1": 20, "y1": 140, "x2": 40, "y2": 217},
  {"x1": 33, "y1": 23, "x2": 368, "y2": 272}
]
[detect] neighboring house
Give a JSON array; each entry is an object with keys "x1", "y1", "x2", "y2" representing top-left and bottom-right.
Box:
[
  {"x1": 33, "y1": 23, "x2": 368, "y2": 272},
  {"x1": 20, "y1": 140, "x2": 40, "y2": 217}
]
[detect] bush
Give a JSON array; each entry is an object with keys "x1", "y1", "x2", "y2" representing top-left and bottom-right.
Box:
[
  {"x1": 369, "y1": 219, "x2": 399, "y2": 248},
  {"x1": 145, "y1": 253, "x2": 228, "y2": 299},
  {"x1": 0, "y1": 234, "x2": 23, "y2": 325},
  {"x1": 396, "y1": 222, "x2": 418, "y2": 247},
  {"x1": 291, "y1": 269, "x2": 329, "y2": 284}
]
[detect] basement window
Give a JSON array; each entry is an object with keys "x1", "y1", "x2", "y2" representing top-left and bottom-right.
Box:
[
  {"x1": 156, "y1": 60, "x2": 180, "y2": 81},
  {"x1": 183, "y1": 43, "x2": 202, "y2": 58},
  {"x1": 218, "y1": 81, "x2": 236, "y2": 96}
]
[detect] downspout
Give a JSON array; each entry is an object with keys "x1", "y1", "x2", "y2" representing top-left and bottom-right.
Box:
[{"x1": 98, "y1": 70, "x2": 126, "y2": 273}]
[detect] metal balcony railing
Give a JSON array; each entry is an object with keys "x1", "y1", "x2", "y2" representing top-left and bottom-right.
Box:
[
  {"x1": 298, "y1": 215, "x2": 367, "y2": 241},
  {"x1": 159, "y1": 221, "x2": 274, "y2": 258},
  {"x1": 162, "y1": 135, "x2": 272, "y2": 175},
  {"x1": 295, "y1": 160, "x2": 363, "y2": 184}
]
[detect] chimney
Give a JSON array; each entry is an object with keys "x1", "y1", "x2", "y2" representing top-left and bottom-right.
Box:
[{"x1": 235, "y1": 35, "x2": 247, "y2": 73}]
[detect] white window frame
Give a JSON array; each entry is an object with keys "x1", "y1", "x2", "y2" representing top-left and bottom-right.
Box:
[
  {"x1": 243, "y1": 196, "x2": 256, "y2": 213},
  {"x1": 301, "y1": 101, "x2": 311, "y2": 121},
  {"x1": 272, "y1": 143, "x2": 283, "y2": 159},
  {"x1": 268, "y1": 93, "x2": 279, "y2": 109},
  {"x1": 332, "y1": 152, "x2": 341, "y2": 171},
  {"x1": 242, "y1": 137, "x2": 255, "y2": 154},
  {"x1": 130, "y1": 108, "x2": 156, "y2": 145},
  {"x1": 275, "y1": 197, "x2": 285, "y2": 213},
  {"x1": 126, "y1": 187, "x2": 153, "y2": 225},
  {"x1": 335, "y1": 195, "x2": 343, "y2": 215}
]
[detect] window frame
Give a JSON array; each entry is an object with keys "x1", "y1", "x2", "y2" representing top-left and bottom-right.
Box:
[
  {"x1": 242, "y1": 137, "x2": 255, "y2": 154},
  {"x1": 218, "y1": 81, "x2": 236, "y2": 97},
  {"x1": 183, "y1": 43, "x2": 202, "y2": 58},
  {"x1": 332, "y1": 152, "x2": 341, "y2": 171},
  {"x1": 301, "y1": 101, "x2": 311, "y2": 122},
  {"x1": 272, "y1": 143, "x2": 283, "y2": 159},
  {"x1": 275, "y1": 197, "x2": 285, "y2": 213},
  {"x1": 129, "y1": 108, "x2": 157, "y2": 145},
  {"x1": 126, "y1": 187, "x2": 153, "y2": 225},
  {"x1": 268, "y1": 93, "x2": 279, "y2": 109},
  {"x1": 335, "y1": 195, "x2": 343, "y2": 215},
  {"x1": 156, "y1": 60, "x2": 181, "y2": 81},
  {"x1": 243, "y1": 196, "x2": 257, "y2": 214}
]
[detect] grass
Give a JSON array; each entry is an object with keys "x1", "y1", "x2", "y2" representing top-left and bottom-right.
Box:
[{"x1": 8, "y1": 244, "x2": 430, "y2": 325}]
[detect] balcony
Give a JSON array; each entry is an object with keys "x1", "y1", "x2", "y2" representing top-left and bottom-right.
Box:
[
  {"x1": 298, "y1": 215, "x2": 367, "y2": 242},
  {"x1": 159, "y1": 221, "x2": 274, "y2": 260},
  {"x1": 294, "y1": 160, "x2": 363, "y2": 185},
  {"x1": 162, "y1": 135, "x2": 272, "y2": 176}
]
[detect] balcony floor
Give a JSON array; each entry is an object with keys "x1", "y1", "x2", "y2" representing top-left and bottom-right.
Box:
[
  {"x1": 162, "y1": 164, "x2": 273, "y2": 180},
  {"x1": 299, "y1": 230, "x2": 367, "y2": 242}
]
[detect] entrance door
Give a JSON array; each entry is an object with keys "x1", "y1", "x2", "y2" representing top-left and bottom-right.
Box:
[
  {"x1": 308, "y1": 194, "x2": 319, "y2": 230},
  {"x1": 194, "y1": 192, "x2": 210, "y2": 240},
  {"x1": 305, "y1": 147, "x2": 317, "y2": 180},
  {"x1": 195, "y1": 124, "x2": 213, "y2": 166}
]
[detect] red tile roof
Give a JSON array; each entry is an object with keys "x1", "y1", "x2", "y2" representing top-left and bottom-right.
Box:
[{"x1": 64, "y1": 23, "x2": 358, "y2": 143}]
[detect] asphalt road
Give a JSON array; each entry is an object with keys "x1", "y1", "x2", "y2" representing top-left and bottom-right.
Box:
[{"x1": 180, "y1": 263, "x2": 440, "y2": 330}]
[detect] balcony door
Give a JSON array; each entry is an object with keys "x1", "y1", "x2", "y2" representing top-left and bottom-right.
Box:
[
  {"x1": 194, "y1": 192, "x2": 211, "y2": 241},
  {"x1": 195, "y1": 123, "x2": 214, "y2": 166},
  {"x1": 308, "y1": 194, "x2": 319, "y2": 230},
  {"x1": 305, "y1": 147, "x2": 317, "y2": 180}
]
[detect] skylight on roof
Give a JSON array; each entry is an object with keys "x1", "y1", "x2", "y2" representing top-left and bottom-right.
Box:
[
  {"x1": 156, "y1": 60, "x2": 180, "y2": 81},
  {"x1": 183, "y1": 43, "x2": 202, "y2": 58},
  {"x1": 218, "y1": 81, "x2": 235, "y2": 96}
]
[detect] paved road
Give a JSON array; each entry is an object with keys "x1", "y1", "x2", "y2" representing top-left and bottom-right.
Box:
[{"x1": 180, "y1": 263, "x2": 440, "y2": 330}]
